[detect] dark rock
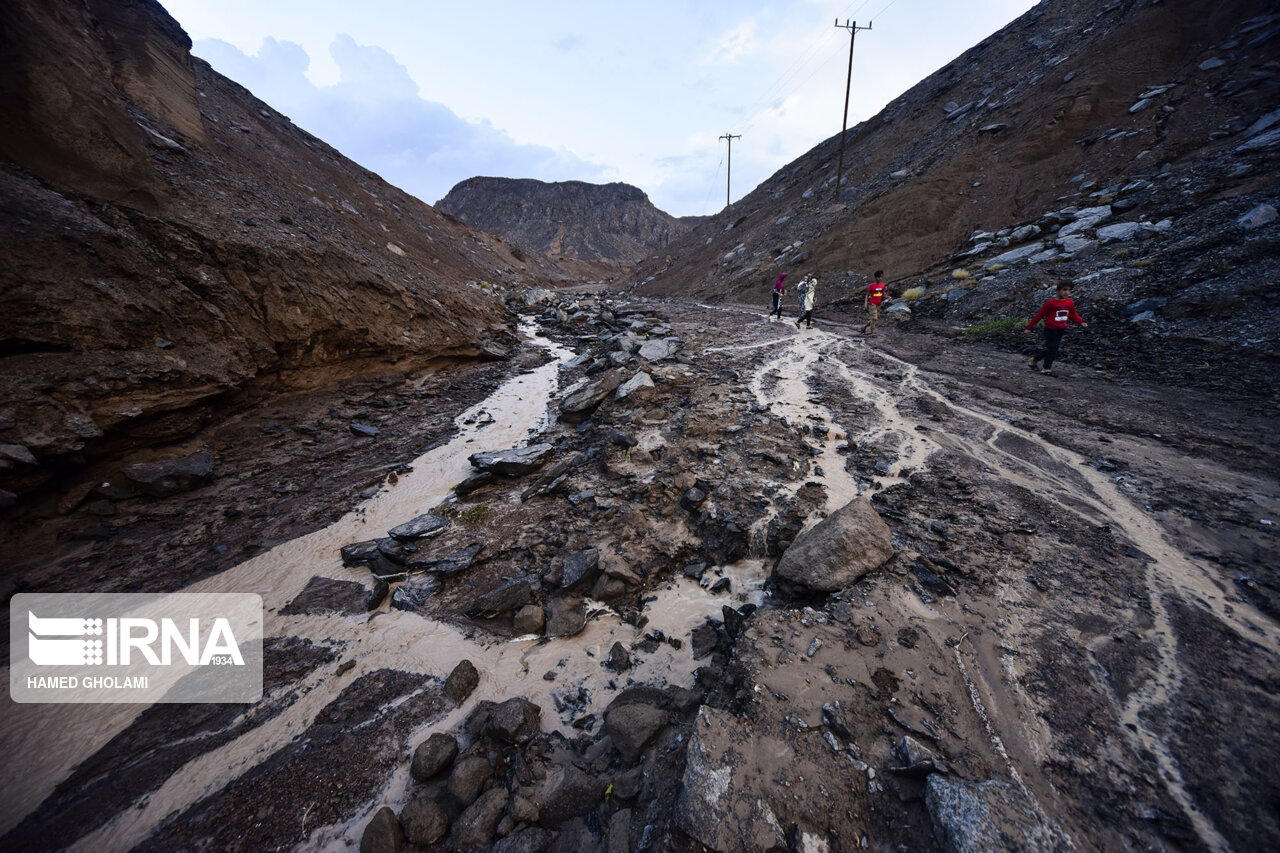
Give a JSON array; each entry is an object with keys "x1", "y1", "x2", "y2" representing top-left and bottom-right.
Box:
[
  {"x1": 486, "y1": 697, "x2": 542, "y2": 743},
  {"x1": 469, "y1": 443, "x2": 554, "y2": 476},
  {"x1": 605, "y1": 641, "x2": 631, "y2": 672},
  {"x1": 605, "y1": 429, "x2": 639, "y2": 448},
  {"x1": 359, "y1": 806, "x2": 403, "y2": 853},
  {"x1": 607, "y1": 808, "x2": 632, "y2": 853},
  {"x1": 399, "y1": 795, "x2": 449, "y2": 846},
  {"x1": 444, "y1": 659, "x2": 480, "y2": 704},
  {"x1": 559, "y1": 371, "x2": 624, "y2": 420},
  {"x1": 822, "y1": 701, "x2": 852, "y2": 740},
  {"x1": 891, "y1": 735, "x2": 948, "y2": 776},
  {"x1": 774, "y1": 496, "x2": 894, "y2": 592},
  {"x1": 280, "y1": 576, "x2": 367, "y2": 616},
  {"x1": 418, "y1": 543, "x2": 484, "y2": 575},
  {"x1": 532, "y1": 761, "x2": 602, "y2": 825},
  {"x1": 682, "y1": 562, "x2": 707, "y2": 579},
  {"x1": 467, "y1": 577, "x2": 535, "y2": 618},
  {"x1": 604, "y1": 702, "x2": 668, "y2": 763},
  {"x1": 690, "y1": 621, "x2": 720, "y2": 660},
  {"x1": 447, "y1": 755, "x2": 493, "y2": 806},
  {"x1": 491, "y1": 827, "x2": 553, "y2": 853},
  {"x1": 120, "y1": 452, "x2": 215, "y2": 497},
  {"x1": 455, "y1": 471, "x2": 494, "y2": 495},
  {"x1": 387, "y1": 514, "x2": 449, "y2": 541},
  {"x1": 0, "y1": 488, "x2": 15, "y2": 509},
  {"x1": 349, "y1": 423, "x2": 380, "y2": 437},
  {"x1": 411, "y1": 732, "x2": 459, "y2": 782},
  {"x1": 925, "y1": 775, "x2": 1063, "y2": 852},
  {"x1": 545, "y1": 597, "x2": 587, "y2": 637},
  {"x1": 560, "y1": 548, "x2": 600, "y2": 588},
  {"x1": 452, "y1": 788, "x2": 509, "y2": 848},
  {"x1": 514, "y1": 603, "x2": 546, "y2": 634},
  {"x1": 707, "y1": 577, "x2": 731, "y2": 594},
  {"x1": 390, "y1": 576, "x2": 441, "y2": 612},
  {"x1": 340, "y1": 538, "x2": 386, "y2": 567},
  {"x1": 680, "y1": 487, "x2": 707, "y2": 511}
]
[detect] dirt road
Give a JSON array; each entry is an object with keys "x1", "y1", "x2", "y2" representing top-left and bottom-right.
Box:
[{"x1": 2, "y1": 296, "x2": 1276, "y2": 851}]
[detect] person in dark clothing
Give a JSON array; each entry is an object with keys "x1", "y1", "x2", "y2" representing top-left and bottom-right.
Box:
[
  {"x1": 770, "y1": 273, "x2": 787, "y2": 320},
  {"x1": 1025, "y1": 280, "x2": 1087, "y2": 375}
]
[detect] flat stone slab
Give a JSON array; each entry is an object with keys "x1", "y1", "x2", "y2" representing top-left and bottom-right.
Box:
[{"x1": 468, "y1": 443, "x2": 554, "y2": 476}]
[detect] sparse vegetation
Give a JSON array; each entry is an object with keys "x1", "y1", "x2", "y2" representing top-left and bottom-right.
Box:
[
  {"x1": 1112, "y1": 248, "x2": 1132, "y2": 259},
  {"x1": 1049, "y1": 255, "x2": 1067, "y2": 263},
  {"x1": 966, "y1": 316, "x2": 1027, "y2": 335},
  {"x1": 1096, "y1": 194, "x2": 1114, "y2": 204},
  {"x1": 952, "y1": 269, "x2": 972, "y2": 280},
  {"x1": 902, "y1": 286, "x2": 924, "y2": 302},
  {"x1": 1129, "y1": 258, "x2": 1155, "y2": 268},
  {"x1": 986, "y1": 263, "x2": 1006, "y2": 272},
  {"x1": 453, "y1": 504, "x2": 490, "y2": 525}
]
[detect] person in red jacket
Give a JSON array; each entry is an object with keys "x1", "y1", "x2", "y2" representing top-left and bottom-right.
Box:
[
  {"x1": 862, "y1": 270, "x2": 888, "y2": 336},
  {"x1": 1025, "y1": 280, "x2": 1087, "y2": 375},
  {"x1": 769, "y1": 273, "x2": 787, "y2": 320}
]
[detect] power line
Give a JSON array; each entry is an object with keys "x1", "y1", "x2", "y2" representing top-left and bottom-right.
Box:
[{"x1": 701, "y1": 157, "x2": 724, "y2": 217}]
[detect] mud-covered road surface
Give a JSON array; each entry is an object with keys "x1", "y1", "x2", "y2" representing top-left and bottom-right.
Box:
[{"x1": 2, "y1": 295, "x2": 1276, "y2": 852}]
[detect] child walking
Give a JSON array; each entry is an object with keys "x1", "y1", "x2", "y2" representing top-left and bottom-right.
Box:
[
  {"x1": 1025, "y1": 280, "x2": 1087, "y2": 375},
  {"x1": 862, "y1": 270, "x2": 887, "y2": 336},
  {"x1": 770, "y1": 273, "x2": 787, "y2": 320}
]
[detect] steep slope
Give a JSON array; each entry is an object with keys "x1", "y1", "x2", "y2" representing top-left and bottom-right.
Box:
[
  {"x1": 0, "y1": 0, "x2": 567, "y2": 499},
  {"x1": 438, "y1": 177, "x2": 695, "y2": 265},
  {"x1": 631, "y1": 0, "x2": 1279, "y2": 389}
]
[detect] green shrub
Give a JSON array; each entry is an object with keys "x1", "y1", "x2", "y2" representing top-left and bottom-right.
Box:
[
  {"x1": 965, "y1": 316, "x2": 1027, "y2": 335},
  {"x1": 951, "y1": 269, "x2": 972, "y2": 280},
  {"x1": 453, "y1": 504, "x2": 490, "y2": 525},
  {"x1": 902, "y1": 286, "x2": 924, "y2": 302}
]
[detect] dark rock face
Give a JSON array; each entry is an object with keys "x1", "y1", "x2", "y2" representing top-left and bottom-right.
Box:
[
  {"x1": 0, "y1": 0, "x2": 541, "y2": 495},
  {"x1": 437, "y1": 178, "x2": 695, "y2": 263},
  {"x1": 120, "y1": 452, "x2": 215, "y2": 497}
]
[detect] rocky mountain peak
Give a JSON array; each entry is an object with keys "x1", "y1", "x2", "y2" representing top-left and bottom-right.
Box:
[{"x1": 438, "y1": 177, "x2": 695, "y2": 264}]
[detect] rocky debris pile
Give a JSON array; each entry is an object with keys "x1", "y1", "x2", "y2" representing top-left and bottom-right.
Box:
[{"x1": 362, "y1": 682, "x2": 705, "y2": 852}]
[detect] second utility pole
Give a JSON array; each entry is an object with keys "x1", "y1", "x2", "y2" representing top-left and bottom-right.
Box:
[
  {"x1": 719, "y1": 132, "x2": 741, "y2": 209},
  {"x1": 834, "y1": 19, "x2": 871, "y2": 199}
]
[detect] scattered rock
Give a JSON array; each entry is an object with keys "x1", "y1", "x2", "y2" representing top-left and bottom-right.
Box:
[
  {"x1": 349, "y1": 423, "x2": 380, "y2": 438},
  {"x1": 560, "y1": 372, "x2": 624, "y2": 420},
  {"x1": 280, "y1": 576, "x2": 367, "y2": 616},
  {"x1": 410, "y1": 732, "x2": 459, "y2": 782},
  {"x1": 120, "y1": 452, "x2": 214, "y2": 497},
  {"x1": 604, "y1": 701, "x2": 668, "y2": 762},
  {"x1": 1238, "y1": 203, "x2": 1277, "y2": 229},
  {"x1": 615, "y1": 371, "x2": 655, "y2": 400},
  {"x1": 545, "y1": 597, "x2": 587, "y2": 637},
  {"x1": 514, "y1": 604, "x2": 546, "y2": 634},
  {"x1": 444, "y1": 659, "x2": 480, "y2": 704},
  {"x1": 399, "y1": 795, "x2": 449, "y2": 846},
  {"x1": 446, "y1": 755, "x2": 493, "y2": 806},
  {"x1": 468, "y1": 443, "x2": 554, "y2": 476},
  {"x1": 559, "y1": 548, "x2": 600, "y2": 588},
  {"x1": 485, "y1": 697, "x2": 542, "y2": 744},
  {"x1": 390, "y1": 576, "x2": 441, "y2": 612},
  {"x1": 605, "y1": 641, "x2": 631, "y2": 672},
  {"x1": 467, "y1": 577, "x2": 536, "y2": 618},
  {"x1": 359, "y1": 806, "x2": 404, "y2": 853},
  {"x1": 451, "y1": 788, "x2": 508, "y2": 848},
  {"x1": 926, "y1": 775, "x2": 1063, "y2": 853},
  {"x1": 774, "y1": 496, "x2": 894, "y2": 592},
  {"x1": 387, "y1": 514, "x2": 449, "y2": 541},
  {"x1": 638, "y1": 338, "x2": 682, "y2": 361}
]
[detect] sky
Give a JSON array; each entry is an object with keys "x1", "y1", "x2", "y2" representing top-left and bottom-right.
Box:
[{"x1": 158, "y1": 0, "x2": 1040, "y2": 218}]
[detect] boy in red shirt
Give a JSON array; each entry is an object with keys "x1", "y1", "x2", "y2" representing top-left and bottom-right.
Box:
[
  {"x1": 1025, "y1": 280, "x2": 1087, "y2": 375},
  {"x1": 862, "y1": 270, "x2": 888, "y2": 336}
]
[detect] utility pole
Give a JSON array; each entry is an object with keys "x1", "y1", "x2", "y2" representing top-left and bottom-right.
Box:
[
  {"x1": 719, "y1": 132, "x2": 741, "y2": 209},
  {"x1": 834, "y1": 19, "x2": 871, "y2": 199}
]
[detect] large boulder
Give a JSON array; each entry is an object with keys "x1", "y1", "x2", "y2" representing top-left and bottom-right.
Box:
[
  {"x1": 925, "y1": 776, "x2": 1064, "y2": 852},
  {"x1": 410, "y1": 733, "x2": 459, "y2": 782},
  {"x1": 604, "y1": 701, "x2": 668, "y2": 763},
  {"x1": 559, "y1": 371, "x2": 623, "y2": 421},
  {"x1": 773, "y1": 497, "x2": 893, "y2": 592}
]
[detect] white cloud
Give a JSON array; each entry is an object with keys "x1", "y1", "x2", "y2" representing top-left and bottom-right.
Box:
[
  {"x1": 702, "y1": 19, "x2": 760, "y2": 66},
  {"x1": 192, "y1": 36, "x2": 610, "y2": 206}
]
